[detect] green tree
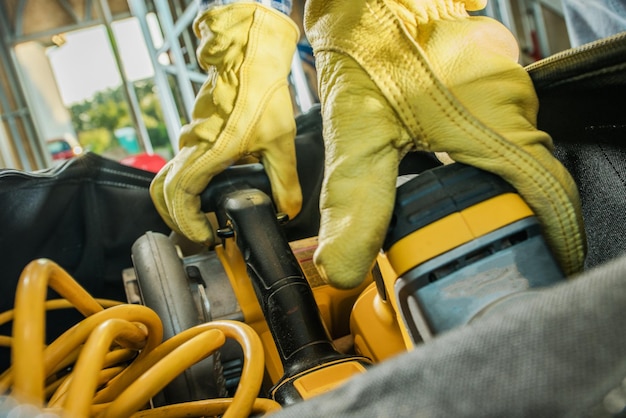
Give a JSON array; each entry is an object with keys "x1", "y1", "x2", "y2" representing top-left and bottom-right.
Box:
[
  {"x1": 68, "y1": 80, "x2": 172, "y2": 155},
  {"x1": 78, "y1": 128, "x2": 113, "y2": 154}
]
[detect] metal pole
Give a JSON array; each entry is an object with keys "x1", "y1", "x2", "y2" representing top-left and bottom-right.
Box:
[
  {"x1": 290, "y1": 51, "x2": 315, "y2": 114},
  {"x1": 531, "y1": 0, "x2": 552, "y2": 59},
  {"x1": 154, "y1": 0, "x2": 198, "y2": 122},
  {"x1": 128, "y1": 0, "x2": 184, "y2": 152},
  {"x1": 172, "y1": 0, "x2": 202, "y2": 74},
  {"x1": 495, "y1": 0, "x2": 517, "y2": 34},
  {"x1": 0, "y1": 4, "x2": 34, "y2": 170},
  {"x1": 95, "y1": 0, "x2": 154, "y2": 154}
]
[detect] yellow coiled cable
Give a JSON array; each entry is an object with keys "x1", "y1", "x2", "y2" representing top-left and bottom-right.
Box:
[{"x1": 0, "y1": 258, "x2": 280, "y2": 417}]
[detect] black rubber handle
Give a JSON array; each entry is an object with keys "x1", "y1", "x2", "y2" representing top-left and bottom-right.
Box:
[
  {"x1": 221, "y1": 188, "x2": 346, "y2": 377},
  {"x1": 200, "y1": 163, "x2": 271, "y2": 213}
]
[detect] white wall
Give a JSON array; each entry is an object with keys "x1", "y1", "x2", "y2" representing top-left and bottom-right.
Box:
[
  {"x1": 0, "y1": 121, "x2": 18, "y2": 169},
  {"x1": 14, "y1": 41, "x2": 76, "y2": 160}
]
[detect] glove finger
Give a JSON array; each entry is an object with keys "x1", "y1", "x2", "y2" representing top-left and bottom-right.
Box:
[
  {"x1": 260, "y1": 132, "x2": 303, "y2": 221},
  {"x1": 245, "y1": 69, "x2": 303, "y2": 221},
  {"x1": 150, "y1": 163, "x2": 180, "y2": 234},
  {"x1": 164, "y1": 144, "x2": 239, "y2": 245},
  {"x1": 314, "y1": 52, "x2": 408, "y2": 289}
]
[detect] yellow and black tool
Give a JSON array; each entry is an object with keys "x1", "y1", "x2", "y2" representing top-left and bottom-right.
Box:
[
  {"x1": 380, "y1": 162, "x2": 565, "y2": 343},
  {"x1": 206, "y1": 179, "x2": 371, "y2": 405}
]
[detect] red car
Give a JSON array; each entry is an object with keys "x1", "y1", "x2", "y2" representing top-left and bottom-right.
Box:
[
  {"x1": 119, "y1": 153, "x2": 167, "y2": 173},
  {"x1": 46, "y1": 137, "x2": 83, "y2": 161}
]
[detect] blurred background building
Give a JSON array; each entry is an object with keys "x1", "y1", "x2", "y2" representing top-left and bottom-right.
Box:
[{"x1": 0, "y1": 0, "x2": 573, "y2": 171}]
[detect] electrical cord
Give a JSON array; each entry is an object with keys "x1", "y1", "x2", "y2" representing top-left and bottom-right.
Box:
[{"x1": 0, "y1": 258, "x2": 279, "y2": 417}]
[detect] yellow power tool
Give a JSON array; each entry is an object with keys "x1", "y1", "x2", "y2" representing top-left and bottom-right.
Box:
[{"x1": 352, "y1": 162, "x2": 565, "y2": 357}]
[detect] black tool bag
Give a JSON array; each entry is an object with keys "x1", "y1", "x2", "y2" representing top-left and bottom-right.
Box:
[
  {"x1": 530, "y1": 31, "x2": 626, "y2": 270},
  {"x1": 0, "y1": 153, "x2": 169, "y2": 303},
  {"x1": 0, "y1": 153, "x2": 170, "y2": 369}
]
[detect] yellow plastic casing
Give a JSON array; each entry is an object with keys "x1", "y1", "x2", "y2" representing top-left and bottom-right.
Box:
[
  {"x1": 289, "y1": 359, "x2": 368, "y2": 400},
  {"x1": 378, "y1": 193, "x2": 534, "y2": 349},
  {"x1": 386, "y1": 193, "x2": 533, "y2": 276},
  {"x1": 350, "y1": 280, "x2": 408, "y2": 363},
  {"x1": 215, "y1": 235, "x2": 371, "y2": 384}
]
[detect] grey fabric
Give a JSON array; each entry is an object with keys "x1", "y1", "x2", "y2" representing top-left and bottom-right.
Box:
[
  {"x1": 272, "y1": 254, "x2": 626, "y2": 417},
  {"x1": 555, "y1": 142, "x2": 626, "y2": 270},
  {"x1": 562, "y1": 0, "x2": 626, "y2": 47},
  {"x1": 530, "y1": 31, "x2": 626, "y2": 270}
]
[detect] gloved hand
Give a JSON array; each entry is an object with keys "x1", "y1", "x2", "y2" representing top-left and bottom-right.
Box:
[
  {"x1": 304, "y1": 0, "x2": 586, "y2": 288},
  {"x1": 150, "y1": 3, "x2": 302, "y2": 245}
]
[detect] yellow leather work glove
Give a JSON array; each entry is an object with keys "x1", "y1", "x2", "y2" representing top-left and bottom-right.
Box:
[
  {"x1": 304, "y1": 0, "x2": 586, "y2": 288},
  {"x1": 151, "y1": 3, "x2": 302, "y2": 245}
]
